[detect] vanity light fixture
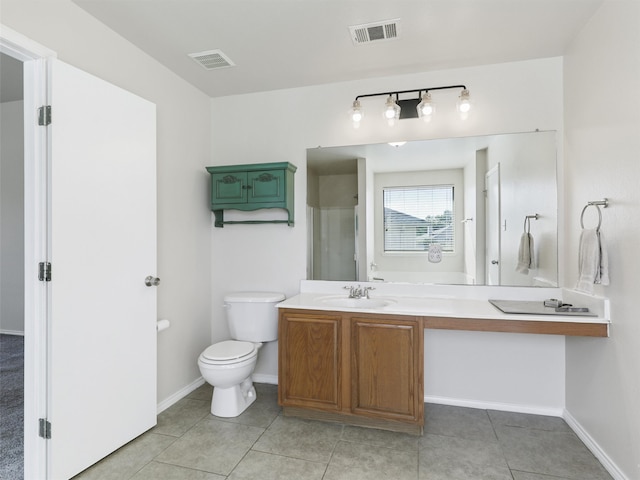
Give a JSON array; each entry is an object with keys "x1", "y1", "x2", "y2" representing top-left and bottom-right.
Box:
[{"x1": 349, "y1": 85, "x2": 471, "y2": 127}]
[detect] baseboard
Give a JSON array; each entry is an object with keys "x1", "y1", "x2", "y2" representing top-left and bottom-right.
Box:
[
  {"x1": 251, "y1": 373, "x2": 278, "y2": 385},
  {"x1": 563, "y1": 409, "x2": 628, "y2": 480},
  {"x1": 0, "y1": 329, "x2": 24, "y2": 336},
  {"x1": 156, "y1": 377, "x2": 205, "y2": 414},
  {"x1": 424, "y1": 395, "x2": 564, "y2": 417}
]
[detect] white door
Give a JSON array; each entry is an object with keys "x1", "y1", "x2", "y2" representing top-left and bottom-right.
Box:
[
  {"x1": 47, "y1": 59, "x2": 157, "y2": 479},
  {"x1": 485, "y1": 164, "x2": 501, "y2": 285}
]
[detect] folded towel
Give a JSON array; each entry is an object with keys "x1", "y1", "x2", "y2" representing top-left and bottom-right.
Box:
[
  {"x1": 576, "y1": 229, "x2": 610, "y2": 293},
  {"x1": 516, "y1": 232, "x2": 535, "y2": 274}
]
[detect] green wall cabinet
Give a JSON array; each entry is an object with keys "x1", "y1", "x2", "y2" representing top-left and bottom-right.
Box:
[{"x1": 206, "y1": 162, "x2": 297, "y2": 227}]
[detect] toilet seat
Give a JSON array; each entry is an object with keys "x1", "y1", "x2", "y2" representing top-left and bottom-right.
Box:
[{"x1": 200, "y1": 340, "x2": 257, "y2": 366}]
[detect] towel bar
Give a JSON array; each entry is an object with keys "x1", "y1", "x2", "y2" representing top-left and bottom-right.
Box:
[
  {"x1": 580, "y1": 198, "x2": 608, "y2": 230},
  {"x1": 523, "y1": 214, "x2": 539, "y2": 233}
]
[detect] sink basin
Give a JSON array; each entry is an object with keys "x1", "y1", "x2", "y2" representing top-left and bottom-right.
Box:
[{"x1": 320, "y1": 296, "x2": 396, "y2": 309}]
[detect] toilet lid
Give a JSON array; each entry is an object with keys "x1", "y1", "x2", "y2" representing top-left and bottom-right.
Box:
[{"x1": 202, "y1": 340, "x2": 255, "y2": 361}]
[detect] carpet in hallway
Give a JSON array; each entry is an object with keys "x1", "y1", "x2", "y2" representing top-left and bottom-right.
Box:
[{"x1": 0, "y1": 334, "x2": 24, "y2": 479}]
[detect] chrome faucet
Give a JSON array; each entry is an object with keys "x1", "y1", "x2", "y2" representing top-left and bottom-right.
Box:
[
  {"x1": 343, "y1": 285, "x2": 375, "y2": 299},
  {"x1": 344, "y1": 285, "x2": 363, "y2": 298}
]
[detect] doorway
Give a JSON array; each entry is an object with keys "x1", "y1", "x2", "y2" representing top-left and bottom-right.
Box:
[
  {"x1": 0, "y1": 50, "x2": 26, "y2": 479},
  {"x1": 1, "y1": 27, "x2": 159, "y2": 479}
]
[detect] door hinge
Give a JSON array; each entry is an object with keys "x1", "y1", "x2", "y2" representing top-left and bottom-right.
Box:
[
  {"x1": 38, "y1": 262, "x2": 52, "y2": 282},
  {"x1": 38, "y1": 105, "x2": 52, "y2": 126},
  {"x1": 39, "y1": 418, "x2": 52, "y2": 439}
]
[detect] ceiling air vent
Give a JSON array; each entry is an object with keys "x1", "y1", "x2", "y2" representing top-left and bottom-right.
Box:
[
  {"x1": 349, "y1": 19, "x2": 400, "y2": 45},
  {"x1": 188, "y1": 49, "x2": 236, "y2": 70}
]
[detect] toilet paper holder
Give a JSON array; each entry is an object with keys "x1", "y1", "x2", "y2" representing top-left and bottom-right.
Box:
[{"x1": 156, "y1": 319, "x2": 170, "y2": 332}]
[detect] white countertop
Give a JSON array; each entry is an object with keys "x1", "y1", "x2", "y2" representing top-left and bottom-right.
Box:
[{"x1": 277, "y1": 281, "x2": 610, "y2": 325}]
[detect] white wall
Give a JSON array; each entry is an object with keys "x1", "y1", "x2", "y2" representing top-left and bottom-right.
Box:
[
  {"x1": 211, "y1": 57, "x2": 566, "y2": 408},
  {"x1": 1, "y1": 1, "x2": 213, "y2": 405},
  {"x1": 564, "y1": 1, "x2": 640, "y2": 478},
  {"x1": 425, "y1": 330, "x2": 565, "y2": 412},
  {"x1": 0, "y1": 100, "x2": 24, "y2": 334}
]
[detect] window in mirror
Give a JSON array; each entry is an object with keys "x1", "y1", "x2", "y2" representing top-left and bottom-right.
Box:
[{"x1": 383, "y1": 185, "x2": 455, "y2": 252}]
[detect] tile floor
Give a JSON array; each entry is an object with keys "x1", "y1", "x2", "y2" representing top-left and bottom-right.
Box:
[{"x1": 73, "y1": 383, "x2": 612, "y2": 480}]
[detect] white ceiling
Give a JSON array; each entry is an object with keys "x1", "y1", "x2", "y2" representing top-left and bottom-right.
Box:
[{"x1": 71, "y1": 0, "x2": 603, "y2": 99}]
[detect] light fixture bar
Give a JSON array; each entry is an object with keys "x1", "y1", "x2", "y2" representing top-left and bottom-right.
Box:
[
  {"x1": 354, "y1": 84, "x2": 467, "y2": 102},
  {"x1": 349, "y1": 84, "x2": 470, "y2": 125}
]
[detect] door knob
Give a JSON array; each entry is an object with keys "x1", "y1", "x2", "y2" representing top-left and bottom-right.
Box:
[{"x1": 145, "y1": 276, "x2": 160, "y2": 287}]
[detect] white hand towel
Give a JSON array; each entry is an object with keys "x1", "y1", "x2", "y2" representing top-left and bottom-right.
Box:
[
  {"x1": 576, "y1": 229, "x2": 609, "y2": 293},
  {"x1": 597, "y1": 230, "x2": 610, "y2": 286},
  {"x1": 516, "y1": 232, "x2": 535, "y2": 274}
]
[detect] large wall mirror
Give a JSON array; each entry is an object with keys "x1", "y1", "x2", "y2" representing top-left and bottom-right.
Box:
[{"x1": 307, "y1": 131, "x2": 558, "y2": 287}]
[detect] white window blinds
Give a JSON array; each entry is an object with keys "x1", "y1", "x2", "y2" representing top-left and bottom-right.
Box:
[{"x1": 383, "y1": 185, "x2": 455, "y2": 252}]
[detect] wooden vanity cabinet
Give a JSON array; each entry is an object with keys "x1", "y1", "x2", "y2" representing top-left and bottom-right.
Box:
[
  {"x1": 278, "y1": 311, "x2": 343, "y2": 411},
  {"x1": 350, "y1": 315, "x2": 423, "y2": 426},
  {"x1": 278, "y1": 309, "x2": 424, "y2": 434}
]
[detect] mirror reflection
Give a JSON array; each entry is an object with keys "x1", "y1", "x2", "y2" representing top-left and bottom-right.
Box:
[{"x1": 307, "y1": 131, "x2": 558, "y2": 287}]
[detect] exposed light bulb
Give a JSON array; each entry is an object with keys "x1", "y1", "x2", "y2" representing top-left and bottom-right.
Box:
[
  {"x1": 416, "y1": 92, "x2": 434, "y2": 121},
  {"x1": 383, "y1": 95, "x2": 401, "y2": 126},
  {"x1": 419, "y1": 102, "x2": 434, "y2": 116},
  {"x1": 457, "y1": 89, "x2": 472, "y2": 118},
  {"x1": 349, "y1": 99, "x2": 363, "y2": 127}
]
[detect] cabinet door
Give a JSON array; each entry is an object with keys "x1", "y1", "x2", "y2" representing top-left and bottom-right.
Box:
[
  {"x1": 211, "y1": 172, "x2": 247, "y2": 203},
  {"x1": 247, "y1": 169, "x2": 285, "y2": 204},
  {"x1": 351, "y1": 316, "x2": 423, "y2": 423},
  {"x1": 279, "y1": 311, "x2": 342, "y2": 410}
]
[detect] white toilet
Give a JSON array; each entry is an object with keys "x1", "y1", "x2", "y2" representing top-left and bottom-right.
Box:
[{"x1": 198, "y1": 291, "x2": 285, "y2": 417}]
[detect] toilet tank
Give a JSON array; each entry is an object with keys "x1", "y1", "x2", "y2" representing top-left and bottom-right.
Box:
[{"x1": 224, "y1": 292, "x2": 285, "y2": 342}]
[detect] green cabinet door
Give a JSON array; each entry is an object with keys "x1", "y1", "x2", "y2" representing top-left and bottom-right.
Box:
[
  {"x1": 210, "y1": 173, "x2": 247, "y2": 203},
  {"x1": 248, "y1": 169, "x2": 285, "y2": 204}
]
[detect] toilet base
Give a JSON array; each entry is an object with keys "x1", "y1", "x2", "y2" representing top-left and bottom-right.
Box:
[{"x1": 210, "y1": 377, "x2": 257, "y2": 417}]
